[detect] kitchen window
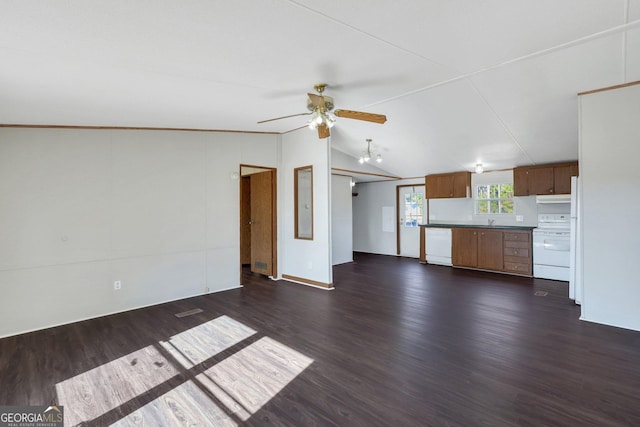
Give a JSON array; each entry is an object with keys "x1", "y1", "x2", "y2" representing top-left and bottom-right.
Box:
[{"x1": 476, "y1": 183, "x2": 514, "y2": 214}]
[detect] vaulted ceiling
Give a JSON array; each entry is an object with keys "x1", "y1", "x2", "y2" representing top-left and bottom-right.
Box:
[{"x1": 2, "y1": 1, "x2": 639, "y2": 177}]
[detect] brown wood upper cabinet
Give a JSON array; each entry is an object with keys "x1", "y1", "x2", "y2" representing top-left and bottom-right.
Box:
[
  {"x1": 425, "y1": 171, "x2": 471, "y2": 199},
  {"x1": 513, "y1": 161, "x2": 578, "y2": 196}
]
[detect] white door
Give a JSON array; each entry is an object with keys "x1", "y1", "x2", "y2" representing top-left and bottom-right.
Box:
[{"x1": 399, "y1": 186, "x2": 425, "y2": 258}]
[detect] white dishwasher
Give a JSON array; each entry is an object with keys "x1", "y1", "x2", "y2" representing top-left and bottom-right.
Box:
[{"x1": 425, "y1": 228, "x2": 452, "y2": 266}]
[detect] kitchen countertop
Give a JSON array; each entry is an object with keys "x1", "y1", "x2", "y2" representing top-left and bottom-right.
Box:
[{"x1": 419, "y1": 223, "x2": 536, "y2": 231}]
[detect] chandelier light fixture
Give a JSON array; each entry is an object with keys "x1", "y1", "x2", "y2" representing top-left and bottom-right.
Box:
[{"x1": 358, "y1": 138, "x2": 383, "y2": 164}]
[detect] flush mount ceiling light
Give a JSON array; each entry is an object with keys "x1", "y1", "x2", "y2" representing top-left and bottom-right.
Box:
[
  {"x1": 359, "y1": 139, "x2": 383, "y2": 164},
  {"x1": 475, "y1": 163, "x2": 484, "y2": 174}
]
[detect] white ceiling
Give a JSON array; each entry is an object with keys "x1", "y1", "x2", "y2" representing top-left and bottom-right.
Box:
[{"x1": 1, "y1": 1, "x2": 639, "y2": 177}]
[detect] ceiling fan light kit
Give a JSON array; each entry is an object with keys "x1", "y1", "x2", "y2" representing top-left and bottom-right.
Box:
[
  {"x1": 307, "y1": 110, "x2": 336, "y2": 130},
  {"x1": 259, "y1": 83, "x2": 387, "y2": 139}
]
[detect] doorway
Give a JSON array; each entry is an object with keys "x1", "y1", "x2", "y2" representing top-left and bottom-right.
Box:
[
  {"x1": 396, "y1": 184, "x2": 425, "y2": 258},
  {"x1": 240, "y1": 165, "x2": 277, "y2": 278}
]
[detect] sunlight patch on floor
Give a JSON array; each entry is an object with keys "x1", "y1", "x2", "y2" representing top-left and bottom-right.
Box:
[
  {"x1": 111, "y1": 380, "x2": 238, "y2": 427},
  {"x1": 159, "y1": 315, "x2": 256, "y2": 368},
  {"x1": 55, "y1": 316, "x2": 312, "y2": 425},
  {"x1": 55, "y1": 345, "x2": 177, "y2": 426},
  {"x1": 197, "y1": 336, "x2": 314, "y2": 421}
]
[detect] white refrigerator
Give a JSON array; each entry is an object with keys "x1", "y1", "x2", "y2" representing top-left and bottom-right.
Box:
[{"x1": 569, "y1": 176, "x2": 582, "y2": 304}]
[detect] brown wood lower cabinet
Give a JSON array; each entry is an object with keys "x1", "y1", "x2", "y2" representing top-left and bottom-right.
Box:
[
  {"x1": 478, "y1": 230, "x2": 504, "y2": 271},
  {"x1": 452, "y1": 228, "x2": 532, "y2": 276},
  {"x1": 452, "y1": 228, "x2": 478, "y2": 267},
  {"x1": 503, "y1": 231, "x2": 532, "y2": 275}
]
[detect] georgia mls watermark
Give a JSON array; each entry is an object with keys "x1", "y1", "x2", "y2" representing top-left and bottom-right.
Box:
[{"x1": 0, "y1": 406, "x2": 63, "y2": 427}]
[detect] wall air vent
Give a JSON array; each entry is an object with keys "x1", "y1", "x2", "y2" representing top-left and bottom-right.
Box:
[{"x1": 174, "y1": 308, "x2": 203, "y2": 318}]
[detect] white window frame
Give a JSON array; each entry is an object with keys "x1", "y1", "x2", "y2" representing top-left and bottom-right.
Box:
[{"x1": 475, "y1": 183, "x2": 514, "y2": 215}]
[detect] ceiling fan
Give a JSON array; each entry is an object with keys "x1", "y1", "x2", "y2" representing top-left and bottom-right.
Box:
[{"x1": 258, "y1": 83, "x2": 387, "y2": 139}]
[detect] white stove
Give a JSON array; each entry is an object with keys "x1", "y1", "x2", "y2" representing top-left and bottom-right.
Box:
[{"x1": 533, "y1": 214, "x2": 571, "y2": 281}]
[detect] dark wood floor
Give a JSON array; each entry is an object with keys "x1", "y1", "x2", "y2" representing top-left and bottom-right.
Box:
[{"x1": 2, "y1": 253, "x2": 640, "y2": 426}]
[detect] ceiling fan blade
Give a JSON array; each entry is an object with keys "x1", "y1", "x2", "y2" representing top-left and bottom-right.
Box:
[
  {"x1": 257, "y1": 112, "x2": 310, "y2": 124},
  {"x1": 317, "y1": 123, "x2": 330, "y2": 139},
  {"x1": 308, "y1": 93, "x2": 326, "y2": 109},
  {"x1": 334, "y1": 109, "x2": 387, "y2": 124}
]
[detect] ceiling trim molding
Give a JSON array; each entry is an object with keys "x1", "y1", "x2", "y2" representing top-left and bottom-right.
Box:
[
  {"x1": 0, "y1": 123, "x2": 280, "y2": 135},
  {"x1": 578, "y1": 80, "x2": 640, "y2": 96},
  {"x1": 331, "y1": 167, "x2": 400, "y2": 179}
]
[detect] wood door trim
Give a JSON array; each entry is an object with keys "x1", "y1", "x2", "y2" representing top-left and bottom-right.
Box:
[
  {"x1": 240, "y1": 164, "x2": 277, "y2": 278},
  {"x1": 271, "y1": 169, "x2": 277, "y2": 278},
  {"x1": 282, "y1": 274, "x2": 334, "y2": 289}
]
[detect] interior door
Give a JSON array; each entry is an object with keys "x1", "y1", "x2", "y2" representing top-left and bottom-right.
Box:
[
  {"x1": 250, "y1": 171, "x2": 274, "y2": 276},
  {"x1": 240, "y1": 176, "x2": 251, "y2": 265},
  {"x1": 399, "y1": 185, "x2": 425, "y2": 258}
]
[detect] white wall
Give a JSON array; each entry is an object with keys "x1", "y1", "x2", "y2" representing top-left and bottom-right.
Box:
[
  {"x1": 0, "y1": 128, "x2": 279, "y2": 338},
  {"x1": 579, "y1": 83, "x2": 640, "y2": 331},
  {"x1": 331, "y1": 148, "x2": 395, "y2": 177},
  {"x1": 281, "y1": 129, "x2": 333, "y2": 286},
  {"x1": 331, "y1": 174, "x2": 353, "y2": 265},
  {"x1": 353, "y1": 178, "x2": 424, "y2": 255}
]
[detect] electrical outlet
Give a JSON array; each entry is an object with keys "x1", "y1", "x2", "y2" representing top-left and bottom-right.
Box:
[
  {"x1": 516, "y1": 215, "x2": 524, "y2": 222},
  {"x1": 114, "y1": 280, "x2": 121, "y2": 290}
]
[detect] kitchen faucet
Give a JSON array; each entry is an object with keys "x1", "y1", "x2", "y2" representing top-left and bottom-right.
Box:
[{"x1": 488, "y1": 219, "x2": 495, "y2": 226}]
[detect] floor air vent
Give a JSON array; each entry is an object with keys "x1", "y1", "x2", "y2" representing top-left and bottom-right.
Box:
[
  {"x1": 174, "y1": 308, "x2": 203, "y2": 318},
  {"x1": 534, "y1": 291, "x2": 548, "y2": 297}
]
